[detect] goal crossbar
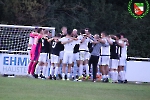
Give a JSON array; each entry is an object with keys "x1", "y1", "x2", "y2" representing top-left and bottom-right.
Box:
[{"x1": 0, "y1": 24, "x2": 55, "y2": 30}]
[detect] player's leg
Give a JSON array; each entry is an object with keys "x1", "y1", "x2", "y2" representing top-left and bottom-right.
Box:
[
  {"x1": 62, "y1": 52, "x2": 68, "y2": 80},
  {"x1": 110, "y1": 59, "x2": 119, "y2": 83},
  {"x1": 58, "y1": 51, "x2": 64, "y2": 79},
  {"x1": 78, "y1": 51, "x2": 85, "y2": 80},
  {"x1": 30, "y1": 50, "x2": 40, "y2": 77},
  {"x1": 75, "y1": 52, "x2": 80, "y2": 79},
  {"x1": 118, "y1": 57, "x2": 127, "y2": 83},
  {"x1": 40, "y1": 53, "x2": 48, "y2": 79},
  {"x1": 28, "y1": 50, "x2": 34, "y2": 75},
  {"x1": 71, "y1": 54, "x2": 75, "y2": 79},
  {"x1": 90, "y1": 55, "x2": 99, "y2": 82},
  {"x1": 102, "y1": 56, "x2": 110, "y2": 82},
  {"x1": 100, "y1": 56, "x2": 105, "y2": 81},
  {"x1": 53, "y1": 55, "x2": 59, "y2": 80},
  {"x1": 50, "y1": 54, "x2": 55, "y2": 79},
  {"x1": 67, "y1": 52, "x2": 74, "y2": 80},
  {"x1": 84, "y1": 52, "x2": 90, "y2": 80}
]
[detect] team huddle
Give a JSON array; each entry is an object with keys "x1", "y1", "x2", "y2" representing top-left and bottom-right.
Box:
[{"x1": 27, "y1": 27, "x2": 129, "y2": 83}]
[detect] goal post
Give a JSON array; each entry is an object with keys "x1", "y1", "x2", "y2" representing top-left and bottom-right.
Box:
[
  {"x1": 0, "y1": 24, "x2": 55, "y2": 53},
  {"x1": 0, "y1": 24, "x2": 55, "y2": 75}
]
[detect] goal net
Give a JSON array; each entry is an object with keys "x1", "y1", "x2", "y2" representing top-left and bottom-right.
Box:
[{"x1": 0, "y1": 24, "x2": 55, "y2": 53}]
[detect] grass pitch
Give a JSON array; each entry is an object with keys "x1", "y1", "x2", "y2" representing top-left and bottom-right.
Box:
[{"x1": 0, "y1": 76, "x2": 150, "y2": 100}]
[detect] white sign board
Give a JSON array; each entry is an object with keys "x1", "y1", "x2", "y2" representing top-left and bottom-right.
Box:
[
  {"x1": 126, "y1": 61, "x2": 150, "y2": 82},
  {"x1": 0, "y1": 54, "x2": 29, "y2": 75}
]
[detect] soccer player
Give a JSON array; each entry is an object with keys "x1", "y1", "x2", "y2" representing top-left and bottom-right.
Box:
[
  {"x1": 49, "y1": 33, "x2": 62, "y2": 80},
  {"x1": 59, "y1": 30, "x2": 77, "y2": 80},
  {"x1": 107, "y1": 34, "x2": 124, "y2": 83},
  {"x1": 118, "y1": 33, "x2": 129, "y2": 83},
  {"x1": 58, "y1": 27, "x2": 67, "y2": 79},
  {"x1": 27, "y1": 28, "x2": 38, "y2": 57},
  {"x1": 34, "y1": 29, "x2": 53, "y2": 79},
  {"x1": 71, "y1": 29, "x2": 80, "y2": 79},
  {"x1": 27, "y1": 28, "x2": 43, "y2": 78},
  {"x1": 98, "y1": 31, "x2": 110, "y2": 82},
  {"x1": 77, "y1": 29, "x2": 92, "y2": 81}
]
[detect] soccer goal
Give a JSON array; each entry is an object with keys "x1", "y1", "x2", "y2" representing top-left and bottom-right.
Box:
[
  {"x1": 0, "y1": 24, "x2": 55, "y2": 75},
  {"x1": 0, "y1": 24, "x2": 55, "y2": 53}
]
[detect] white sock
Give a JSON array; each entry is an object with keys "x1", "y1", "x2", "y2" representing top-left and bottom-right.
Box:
[
  {"x1": 110, "y1": 70, "x2": 115, "y2": 81},
  {"x1": 35, "y1": 65, "x2": 40, "y2": 75},
  {"x1": 65, "y1": 67, "x2": 68, "y2": 75},
  {"x1": 102, "y1": 75, "x2": 106, "y2": 79},
  {"x1": 83, "y1": 65, "x2": 86, "y2": 75},
  {"x1": 71, "y1": 67, "x2": 74, "y2": 77},
  {"x1": 45, "y1": 66, "x2": 50, "y2": 78},
  {"x1": 76, "y1": 67, "x2": 79, "y2": 76},
  {"x1": 62, "y1": 73, "x2": 65, "y2": 79},
  {"x1": 79, "y1": 65, "x2": 83, "y2": 76},
  {"x1": 106, "y1": 75, "x2": 109, "y2": 78},
  {"x1": 85, "y1": 64, "x2": 89, "y2": 76},
  {"x1": 121, "y1": 71, "x2": 125, "y2": 81},
  {"x1": 42, "y1": 66, "x2": 47, "y2": 76},
  {"x1": 54, "y1": 67, "x2": 58, "y2": 76},
  {"x1": 67, "y1": 73, "x2": 70, "y2": 79},
  {"x1": 118, "y1": 71, "x2": 122, "y2": 80},
  {"x1": 114, "y1": 71, "x2": 118, "y2": 81},
  {"x1": 58, "y1": 67, "x2": 61, "y2": 74},
  {"x1": 50, "y1": 66, "x2": 54, "y2": 75}
]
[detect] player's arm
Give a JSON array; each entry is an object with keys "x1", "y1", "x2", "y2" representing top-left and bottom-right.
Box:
[
  {"x1": 28, "y1": 37, "x2": 33, "y2": 47},
  {"x1": 47, "y1": 37, "x2": 54, "y2": 42},
  {"x1": 116, "y1": 40, "x2": 124, "y2": 47},
  {"x1": 69, "y1": 36, "x2": 78, "y2": 41},
  {"x1": 61, "y1": 39, "x2": 74, "y2": 45},
  {"x1": 106, "y1": 37, "x2": 113, "y2": 45},
  {"x1": 121, "y1": 38, "x2": 129, "y2": 46},
  {"x1": 120, "y1": 38, "x2": 128, "y2": 42},
  {"x1": 92, "y1": 40, "x2": 99, "y2": 44},
  {"x1": 98, "y1": 38, "x2": 106, "y2": 44},
  {"x1": 30, "y1": 32, "x2": 38, "y2": 37},
  {"x1": 126, "y1": 41, "x2": 129, "y2": 46}
]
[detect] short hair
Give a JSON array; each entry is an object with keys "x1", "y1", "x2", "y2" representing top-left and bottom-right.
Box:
[
  {"x1": 80, "y1": 29, "x2": 85, "y2": 34},
  {"x1": 56, "y1": 33, "x2": 61, "y2": 37},
  {"x1": 85, "y1": 28, "x2": 90, "y2": 32},
  {"x1": 37, "y1": 28, "x2": 43, "y2": 33},
  {"x1": 61, "y1": 26, "x2": 67, "y2": 31},
  {"x1": 67, "y1": 30, "x2": 72, "y2": 35},
  {"x1": 116, "y1": 34, "x2": 121, "y2": 39},
  {"x1": 73, "y1": 29, "x2": 77, "y2": 32},
  {"x1": 44, "y1": 30, "x2": 49, "y2": 34},
  {"x1": 101, "y1": 31, "x2": 107, "y2": 36},
  {"x1": 94, "y1": 34, "x2": 99, "y2": 39},
  {"x1": 120, "y1": 33, "x2": 125, "y2": 37}
]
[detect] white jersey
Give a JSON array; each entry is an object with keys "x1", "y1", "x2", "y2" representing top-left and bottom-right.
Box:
[
  {"x1": 101, "y1": 38, "x2": 110, "y2": 56},
  {"x1": 59, "y1": 37, "x2": 77, "y2": 52},
  {"x1": 77, "y1": 35, "x2": 91, "y2": 51},
  {"x1": 121, "y1": 42, "x2": 127, "y2": 58},
  {"x1": 118, "y1": 40, "x2": 127, "y2": 58}
]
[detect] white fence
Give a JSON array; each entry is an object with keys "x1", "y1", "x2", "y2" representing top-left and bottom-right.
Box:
[{"x1": 0, "y1": 53, "x2": 150, "y2": 82}]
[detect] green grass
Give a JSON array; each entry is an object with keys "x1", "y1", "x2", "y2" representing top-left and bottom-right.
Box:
[{"x1": 0, "y1": 76, "x2": 150, "y2": 100}]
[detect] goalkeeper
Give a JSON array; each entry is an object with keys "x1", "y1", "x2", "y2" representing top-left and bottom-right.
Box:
[{"x1": 27, "y1": 28, "x2": 43, "y2": 78}]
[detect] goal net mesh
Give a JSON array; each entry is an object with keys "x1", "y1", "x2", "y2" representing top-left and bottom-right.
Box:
[{"x1": 0, "y1": 24, "x2": 55, "y2": 53}]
